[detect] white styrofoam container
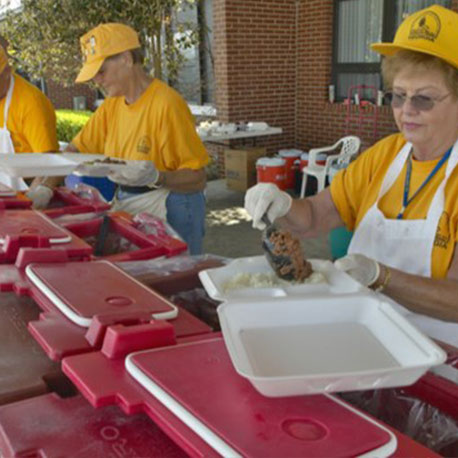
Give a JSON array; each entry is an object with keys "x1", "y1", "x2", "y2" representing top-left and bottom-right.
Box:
[
  {"x1": 217, "y1": 293, "x2": 446, "y2": 397},
  {"x1": 0, "y1": 153, "x2": 79, "y2": 178},
  {"x1": 61, "y1": 153, "x2": 105, "y2": 164},
  {"x1": 198, "y1": 255, "x2": 364, "y2": 301},
  {"x1": 0, "y1": 182, "x2": 15, "y2": 196}
]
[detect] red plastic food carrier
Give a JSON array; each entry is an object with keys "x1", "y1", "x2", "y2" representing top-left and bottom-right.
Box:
[
  {"x1": 278, "y1": 149, "x2": 302, "y2": 189},
  {"x1": 256, "y1": 157, "x2": 287, "y2": 190}
]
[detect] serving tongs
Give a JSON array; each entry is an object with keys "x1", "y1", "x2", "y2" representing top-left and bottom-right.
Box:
[{"x1": 261, "y1": 214, "x2": 299, "y2": 282}]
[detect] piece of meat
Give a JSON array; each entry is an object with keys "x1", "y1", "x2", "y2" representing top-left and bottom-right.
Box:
[{"x1": 268, "y1": 229, "x2": 313, "y2": 282}]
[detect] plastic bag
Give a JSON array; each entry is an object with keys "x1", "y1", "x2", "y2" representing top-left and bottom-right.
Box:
[
  {"x1": 72, "y1": 183, "x2": 108, "y2": 204},
  {"x1": 132, "y1": 212, "x2": 183, "y2": 242},
  {"x1": 340, "y1": 388, "x2": 458, "y2": 455},
  {"x1": 116, "y1": 254, "x2": 229, "y2": 278}
]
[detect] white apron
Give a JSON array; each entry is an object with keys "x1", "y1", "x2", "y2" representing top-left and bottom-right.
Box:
[
  {"x1": 0, "y1": 76, "x2": 28, "y2": 191},
  {"x1": 111, "y1": 188, "x2": 170, "y2": 220},
  {"x1": 348, "y1": 140, "x2": 458, "y2": 347}
]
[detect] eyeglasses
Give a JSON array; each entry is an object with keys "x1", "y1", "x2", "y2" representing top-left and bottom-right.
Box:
[{"x1": 384, "y1": 91, "x2": 451, "y2": 111}]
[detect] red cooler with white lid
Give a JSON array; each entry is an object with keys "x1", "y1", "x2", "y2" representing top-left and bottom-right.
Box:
[
  {"x1": 278, "y1": 149, "x2": 302, "y2": 189},
  {"x1": 256, "y1": 157, "x2": 286, "y2": 190}
]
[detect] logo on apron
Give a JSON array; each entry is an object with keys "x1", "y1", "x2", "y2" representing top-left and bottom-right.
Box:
[{"x1": 434, "y1": 211, "x2": 450, "y2": 249}]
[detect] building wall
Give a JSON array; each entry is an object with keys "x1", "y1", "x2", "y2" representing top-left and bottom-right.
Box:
[
  {"x1": 212, "y1": 0, "x2": 298, "y2": 175},
  {"x1": 212, "y1": 0, "x2": 458, "y2": 177},
  {"x1": 46, "y1": 80, "x2": 97, "y2": 111}
]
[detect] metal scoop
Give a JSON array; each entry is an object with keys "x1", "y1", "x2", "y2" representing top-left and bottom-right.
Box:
[{"x1": 261, "y1": 214, "x2": 298, "y2": 282}]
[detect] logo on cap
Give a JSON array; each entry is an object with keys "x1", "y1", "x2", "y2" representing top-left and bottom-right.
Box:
[{"x1": 408, "y1": 11, "x2": 441, "y2": 42}]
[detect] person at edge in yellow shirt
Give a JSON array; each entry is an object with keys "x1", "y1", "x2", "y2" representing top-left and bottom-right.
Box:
[
  {"x1": 245, "y1": 5, "x2": 458, "y2": 347},
  {"x1": 0, "y1": 43, "x2": 58, "y2": 192},
  {"x1": 35, "y1": 23, "x2": 209, "y2": 255}
]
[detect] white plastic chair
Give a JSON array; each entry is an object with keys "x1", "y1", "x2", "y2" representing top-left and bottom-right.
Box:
[{"x1": 299, "y1": 135, "x2": 361, "y2": 198}]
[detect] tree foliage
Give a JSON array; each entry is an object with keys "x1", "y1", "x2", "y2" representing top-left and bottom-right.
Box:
[{"x1": 1, "y1": 0, "x2": 201, "y2": 86}]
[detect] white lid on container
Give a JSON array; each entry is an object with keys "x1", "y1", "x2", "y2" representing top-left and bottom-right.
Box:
[
  {"x1": 256, "y1": 157, "x2": 285, "y2": 167},
  {"x1": 278, "y1": 149, "x2": 303, "y2": 158}
]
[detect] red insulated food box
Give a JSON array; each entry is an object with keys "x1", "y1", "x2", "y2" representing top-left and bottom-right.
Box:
[
  {"x1": 0, "y1": 210, "x2": 93, "y2": 263},
  {"x1": 42, "y1": 186, "x2": 110, "y2": 219},
  {"x1": 21, "y1": 260, "x2": 212, "y2": 360},
  {"x1": 0, "y1": 292, "x2": 69, "y2": 405},
  {"x1": 60, "y1": 335, "x2": 413, "y2": 458},
  {"x1": 62, "y1": 212, "x2": 188, "y2": 261},
  {"x1": 0, "y1": 393, "x2": 186, "y2": 458}
]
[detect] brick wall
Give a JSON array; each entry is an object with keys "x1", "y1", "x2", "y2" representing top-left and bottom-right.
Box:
[
  {"x1": 296, "y1": 0, "x2": 398, "y2": 153},
  {"x1": 212, "y1": 0, "x2": 458, "y2": 177},
  {"x1": 46, "y1": 80, "x2": 97, "y2": 111},
  {"x1": 212, "y1": 0, "x2": 298, "y2": 176}
]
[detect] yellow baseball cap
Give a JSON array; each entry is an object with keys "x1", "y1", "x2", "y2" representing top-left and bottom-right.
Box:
[
  {"x1": 0, "y1": 46, "x2": 8, "y2": 74},
  {"x1": 371, "y1": 5, "x2": 458, "y2": 69},
  {"x1": 75, "y1": 23, "x2": 141, "y2": 83}
]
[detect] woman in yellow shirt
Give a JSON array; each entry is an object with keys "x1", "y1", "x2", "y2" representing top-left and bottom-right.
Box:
[{"x1": 245, "y1": 5, "x2": 458, "y2": 346}]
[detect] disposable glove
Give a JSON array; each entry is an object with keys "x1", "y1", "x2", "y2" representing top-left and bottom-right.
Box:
[
  {"x1": 244, "y1": 183, "x2": 292, "y2": 230},
  {"x1": 334, "y1": 253, "x2": 380, "y2": 287},
  {"x1": 26, "y1": 185, "x2": 54, "y2": 209},
  {"x1": 108, "y1": 161, "x2": 159, "y2": 187}
]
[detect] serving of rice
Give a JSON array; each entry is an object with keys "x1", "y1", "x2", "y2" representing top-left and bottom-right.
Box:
[{"x1": 222, "y1": 271, "x2": 325, "y2": 292}]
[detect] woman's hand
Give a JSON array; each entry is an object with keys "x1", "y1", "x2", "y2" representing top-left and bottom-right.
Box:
[
  {"x1": 244, "y1": 183, "x2": 292, "y2": 230},
  {"x1": 334, "y1": 253, "x2": 380, "y2": 287}
]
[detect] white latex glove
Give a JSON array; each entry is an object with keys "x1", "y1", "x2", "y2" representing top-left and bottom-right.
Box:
[
  {"x1": 334, "y1": 253, "x2": 380, "y2": 287},
  {"x1": 108, "y1": 161, "x2": 159, "y2": 187},
  {"x1": 244, "y1": 183, "x2": 292, "y2": 230},
  {"x1": 26, "y1": 185, "x2": 54, "y2": 209}
]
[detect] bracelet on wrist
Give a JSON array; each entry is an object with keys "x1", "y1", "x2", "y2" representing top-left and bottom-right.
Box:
[{"x1": 373, "y1": 265, "x2": 391, "y2": 293}]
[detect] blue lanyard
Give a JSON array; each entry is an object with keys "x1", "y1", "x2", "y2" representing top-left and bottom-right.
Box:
[{"x1": 397, "y1": 146, "x2": 453, "y2": 220}]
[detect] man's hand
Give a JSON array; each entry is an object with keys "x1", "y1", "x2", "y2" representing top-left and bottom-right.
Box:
[
  {"x1": 108, "y1": 161, "x2": 159, "y2": 187},
  {"x1": 334, "y1": 253, "x2": 380, "y2": 287},
  {"x1": 244, "y1": 183, "x2": 292, "y2": 230},
  {"x1": 26, "y1": 185, "x2": 54, "y2": 209}
]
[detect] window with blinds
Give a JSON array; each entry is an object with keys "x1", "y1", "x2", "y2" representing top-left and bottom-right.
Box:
[{"x1": 331, "y1": 0, "x2": 451, "y2": 102}]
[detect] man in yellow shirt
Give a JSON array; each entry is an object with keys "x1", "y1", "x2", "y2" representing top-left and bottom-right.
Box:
[
  {"x1": 0, "y1": 45, "x2": 58, "y2": 191},
  {"x1": 65, "y1": 23, "x2": 209, "y2": 255}
]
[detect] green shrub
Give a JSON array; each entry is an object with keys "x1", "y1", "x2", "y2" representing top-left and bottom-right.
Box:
[{"x1": 56, "y1": 109, "x2": 92, "y2": 143}]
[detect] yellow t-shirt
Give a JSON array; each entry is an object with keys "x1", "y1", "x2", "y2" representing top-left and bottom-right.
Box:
[
  {"x1": 0, "y1": 74, "x2": 58, "y2": 153},
  {"x1": 73, "y1": 79, "x2": 209, "y2": 171},
  {"x1": 330, "y1": 133, "x2": 458, "y2": 278}
]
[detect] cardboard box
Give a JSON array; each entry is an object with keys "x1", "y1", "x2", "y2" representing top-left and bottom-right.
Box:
[{"x1": 225, "y1": 147, "x2": 267, "y2": 192}]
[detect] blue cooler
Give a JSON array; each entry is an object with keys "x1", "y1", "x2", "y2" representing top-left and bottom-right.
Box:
[{"x1": 65, "y1": 174, "x2": 116, "y2": 201}]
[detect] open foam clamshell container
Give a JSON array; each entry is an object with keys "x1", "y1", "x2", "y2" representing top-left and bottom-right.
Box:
[
  {"x1": 199, "y1": 256, "x2": 446, "y2": 397},
  {"x1": 0, "y1": 393, "x2": 187, "y2": 458},
  {"x1": 198, "y1": 255, "x2": 365, "y2": 301},
  {"x1": 217, "y1": 292, "x2": 446, "y2": 397},
  {"x1": 0, "y1": 293, "x2": 71, "y2": 405}
]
